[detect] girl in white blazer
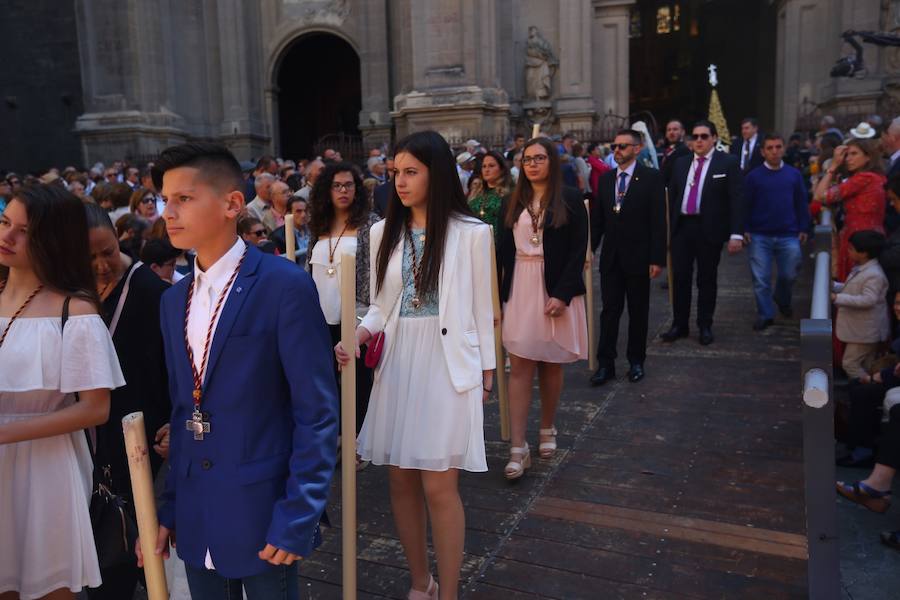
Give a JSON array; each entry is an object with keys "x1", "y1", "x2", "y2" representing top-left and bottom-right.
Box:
[{"x1": 336, "y1": 131, "x2": 495, "y2": 600}]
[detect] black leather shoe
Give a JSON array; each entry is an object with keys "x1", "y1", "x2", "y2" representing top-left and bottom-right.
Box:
[
  {"x1": 660, "y1": 326, "x2": 689, "y2": 342},
  {"x1": 627, "y1": 364, "x2": 645, "y2": 382},
  {"x1": 699, "y1": 326, "x2": 714, "y2": 345},
  {"x1": 752, "y1": 318, "x2": 773, "y2": 331},
  {"x1": 590, "y1": 366, "x2": 616, "y2": 386}
]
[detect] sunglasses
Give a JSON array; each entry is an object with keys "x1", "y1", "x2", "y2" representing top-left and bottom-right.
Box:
[
  {"x1": 610, "y1": 143, "x2": 638, "y2": 151},
  {"x1": 250, "y1": 230, "x2": 267, "y2": 237},
  {"x1": 140, "y1": 196, "x2": 155, "y2": 204},
  {"x1": 692, "y1": 133, "x2": 713, "y2": 140}
]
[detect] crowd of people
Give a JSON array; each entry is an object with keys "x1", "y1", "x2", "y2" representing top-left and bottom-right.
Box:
[{"x1": 3, "y1": 109, "x2": 900, "y2": 600}]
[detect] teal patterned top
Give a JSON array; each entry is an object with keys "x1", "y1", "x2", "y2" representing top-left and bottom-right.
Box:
[{"x1": 400, "y1": 228, "x2": 439, "y2": 317}]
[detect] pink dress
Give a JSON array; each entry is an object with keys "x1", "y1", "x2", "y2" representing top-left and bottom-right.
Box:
[{"x1": 502, "y1": 209, "x2": 589, "y2": 363}]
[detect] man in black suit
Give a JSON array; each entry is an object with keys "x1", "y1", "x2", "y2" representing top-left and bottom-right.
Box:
[
  {"x1": 660, "y1": 119, "x2": 691, "y2": 185},
  {"x1": 662, "y1": 120, "x2": 745, "y2": 345},
  {"x1": 732, "y1": 117, "x2": 765, "y2": 175},
  {"x1": 589, "y1": 129, "x2": 666, "y2": 385}
]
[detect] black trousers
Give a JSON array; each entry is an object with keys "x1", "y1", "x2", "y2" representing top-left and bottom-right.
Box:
[
  {"x1": 671, "y1": 217, "x2": 724, "y2": 330},
  {"x1": 328, "y1": 323, "x2": 372, "y2": 434},
  {"x1": 879, "y1": 405, "x2": 900, "y2": 470},
  {"x1": 847, "y1": 381, "x2": 888, "y2": 449},
  {"x1": 596, "y1": 263, "x2": 651, "y2": 367}
]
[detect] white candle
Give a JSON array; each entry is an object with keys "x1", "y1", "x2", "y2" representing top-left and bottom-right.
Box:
[{"x1": 285, "y1": 209, "x2": 296, "y2": 262}]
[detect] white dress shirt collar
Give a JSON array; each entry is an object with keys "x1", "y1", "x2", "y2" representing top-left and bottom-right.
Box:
[
  {"x1": 694, "y1": 147, "x2": 715, "y2": 162},
  {"x1": 616, "y1": 160, "x2": 637, "y2": 179},
  {"x1": 194, "y1": 237, "x2": 246, "y2": 285},
  {"x1": 763, "y1": 160, "x2": 784, "y2": 171},
  {"x1": 891, "y1": 148, "x2": 900, "y2": 166}
]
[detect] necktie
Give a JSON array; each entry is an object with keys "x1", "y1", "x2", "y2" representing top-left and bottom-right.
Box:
[
  {"x1": 685, "y1": 156, "x2": 706, "y2": 215},
  {"x1": 615, "y1": 172, "x2": 627, "y2": 213},
  {"x1": 742, "y1": 140, "x2": 750, "y2": 170}
]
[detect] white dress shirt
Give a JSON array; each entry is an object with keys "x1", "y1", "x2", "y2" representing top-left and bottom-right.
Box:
[
  {"x1": 680, "y1": 148, "x2": 715, "y2": 214},
  {"x1": 186, "y1": 236, "x2": 246, "y2": 571},
  {"x1": 740, "y1": 134, "x2": 758, "y2": 170}
]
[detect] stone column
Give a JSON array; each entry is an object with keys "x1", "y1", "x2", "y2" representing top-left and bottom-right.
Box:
[
  {"x1": 556, "y1": 0, "x2": 595, "y2": 131},
  {"x1": 74, "y1": 0, "x2": 187, "y2": 165},
  {"x1": 392, "y1": 0, "x2": 509, "y2": 141},
  {"x1": 591, "y1": 0, "x2": 634, "y2": 120},
  {"x1": 214, "y1": 0, "x2": 270, "y2": 159},
  {"x1": 358, "y1": 0, "x2": 392, "y2": 147}
]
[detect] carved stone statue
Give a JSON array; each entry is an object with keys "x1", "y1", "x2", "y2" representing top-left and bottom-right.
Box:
[{"x1": 525, "y1": 26, "x2": 558, "y2": 101}]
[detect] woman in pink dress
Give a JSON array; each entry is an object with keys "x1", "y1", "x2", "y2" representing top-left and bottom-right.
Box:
[{"x1": 498, "y1": 137, "x2": 589, "y2": 480}]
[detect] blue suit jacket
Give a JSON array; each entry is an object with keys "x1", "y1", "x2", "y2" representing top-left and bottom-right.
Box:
[{"x1": 157, "y1": 244, "x2": 338, "y2": 578}]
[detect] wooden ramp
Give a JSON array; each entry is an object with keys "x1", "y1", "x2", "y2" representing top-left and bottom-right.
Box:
[{"x1": 299, "y1": 251, "x2": 809, "y2": 599}]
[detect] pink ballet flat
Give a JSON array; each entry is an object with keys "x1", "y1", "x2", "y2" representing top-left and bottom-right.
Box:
[{"x1": 407, "y1": 574, "x2": 439, "y2": 600}]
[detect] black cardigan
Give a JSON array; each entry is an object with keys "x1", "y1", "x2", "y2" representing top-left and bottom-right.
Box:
[
  {"x1": 498, "y1": 186, "x2": 589, "y2": 305},
  {"x1": 98, "y1": 263, "x2": 171, "y2": 496}
]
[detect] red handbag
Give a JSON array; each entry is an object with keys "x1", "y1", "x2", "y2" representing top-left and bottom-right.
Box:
[
  {"x1": 362, "y1": 286, "x2": 403, "y2": 369},
  {"x1": 364, "y1": 331, "x2": 385, "y2": 369}
]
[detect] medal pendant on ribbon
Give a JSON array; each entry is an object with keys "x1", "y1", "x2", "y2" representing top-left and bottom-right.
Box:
[
  {"x1": 613, "y1": 204, "x2": 621, "y2": 214},
  {"x1": 411, "y1": 297, "x2": 421, "y2": 309},
  {"x1": 530, "y1": 234, "x2": 541, "y2": 246},
  {"x1": 326, "y1": 266, "x2": 336, "y2": 277},
  {"x1": 186, "y1": 409, "x2": 210, "y2": 441}
]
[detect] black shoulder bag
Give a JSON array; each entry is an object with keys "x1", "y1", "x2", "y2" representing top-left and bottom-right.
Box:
[{"x1": 63, "y1": 296, "x2": 138, "y2": 568}]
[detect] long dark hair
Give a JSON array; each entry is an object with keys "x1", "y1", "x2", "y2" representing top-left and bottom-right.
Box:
[
  {"x1": 846, "y1": 138, "x2": 885, "y2": 176},
  {"x1": 473, "y1": 150, "x2": 512, "y2": 197},
  {"x1": 2, "y1": 184, "x2": 101, "y2": 311},
  {"x1": 308, "y1": 161, "x2": 370, "y2": 240},
  {"x1": 504, "y1": 137, "x2": 568, "y2": 228},
  {"x1": 376, "y1": 131, "x2": 473, "y2": 295}
]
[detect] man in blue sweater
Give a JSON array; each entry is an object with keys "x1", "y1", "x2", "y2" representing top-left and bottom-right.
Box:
[{"x1": 743, "y1": 133, "x2": 811, "y2": 330}]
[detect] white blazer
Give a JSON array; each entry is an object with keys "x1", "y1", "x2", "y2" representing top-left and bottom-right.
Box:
[{"x1": 359, "y1": 215, "x2": 496, "y2": 393}]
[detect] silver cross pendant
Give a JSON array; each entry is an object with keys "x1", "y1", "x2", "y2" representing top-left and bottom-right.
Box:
[{"x1": 186, "y1": 410, "x2": 210, "y2": 441}]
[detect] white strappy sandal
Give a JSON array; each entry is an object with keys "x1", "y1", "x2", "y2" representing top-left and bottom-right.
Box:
[
  {"x1": 407, "y1": 574, "x2": 439, "y2": 600},
  {"x1": 539, "y1": 426, "x2": 558, "y2": 459},
  {"x1": 505, "y1": 443, "x2": 532, "y2": 480}
]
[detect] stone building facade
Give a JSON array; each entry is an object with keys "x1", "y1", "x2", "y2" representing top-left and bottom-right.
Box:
[{"x1": 3, "y1": 0, "x2": 900, "y2": 172}]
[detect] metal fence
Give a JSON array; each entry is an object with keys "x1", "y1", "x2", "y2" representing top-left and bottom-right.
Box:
[{"x1": 800, "y1": 207, "x2": 840, "y2": 599}]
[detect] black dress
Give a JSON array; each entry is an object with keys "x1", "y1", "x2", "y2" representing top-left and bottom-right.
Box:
[{"x1": 88, "y1": 263, "x2": 171, "y2": 600}]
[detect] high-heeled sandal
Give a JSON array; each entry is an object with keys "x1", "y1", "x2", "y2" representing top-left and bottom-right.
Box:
[
  {"x1": 407, "y1": 574, "x2": 439, "y2": 600},
  {"x1": 539, "y1": 426, "x2": 558, "y2": 459},
  {"x1": 505, "y1": 443, "x2": 531, "y2": 480}
]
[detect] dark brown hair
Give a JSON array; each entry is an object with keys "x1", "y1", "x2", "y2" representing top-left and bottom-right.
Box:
[
  {"x1": 1, "y1": 184, "x2": 101, "y2": 311},
  {"x1": 504, "y1": 137, "x2": 568, "y2": 228},
  {"x1": 376, "y1": 131, "x2": 474, "y2": 295},
  {"x1": 846, "y1": 138, "x2": 885, "y2": 175},
  {"x1": 308, "y1": 161, "x2": 370, "y2": 240},
  {"x1": 473, "y1": 150, "x2": 512, "y2": 197}
]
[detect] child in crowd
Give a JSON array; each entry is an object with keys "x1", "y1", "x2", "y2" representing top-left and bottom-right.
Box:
[{"x1": 833, "y1": 229, "x2": 890, "y2": 380}]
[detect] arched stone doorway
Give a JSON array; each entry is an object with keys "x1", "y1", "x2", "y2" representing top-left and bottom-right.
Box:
[{"x1": 274, "y1": 32, "x2": 362, "y2": 161}]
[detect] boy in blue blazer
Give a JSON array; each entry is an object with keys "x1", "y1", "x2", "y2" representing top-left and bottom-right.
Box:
[{"x1": 136, "y1": 142, "x2": 338, "y2": 599}]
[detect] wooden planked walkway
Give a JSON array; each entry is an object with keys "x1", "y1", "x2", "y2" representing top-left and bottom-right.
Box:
[{"x1": 298, "y1": 251, "x2": 809, "y2": 599}]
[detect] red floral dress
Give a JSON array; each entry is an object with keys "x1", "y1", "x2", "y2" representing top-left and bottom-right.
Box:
[{"x1": 825, "y1": 171, "x2": 887, "y2": 281}]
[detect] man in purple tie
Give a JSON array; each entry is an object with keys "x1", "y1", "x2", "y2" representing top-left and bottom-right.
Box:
[{"x1": 661, "y1": 120, "x2": 745, "y2": 346}]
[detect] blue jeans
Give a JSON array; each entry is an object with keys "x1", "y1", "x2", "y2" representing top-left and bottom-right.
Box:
[
  {"x1": 184, "y1": 561, "x2": 300, "y2": 600},
  {"x1": 747, "y1": 234, "x2": 802, "y2": 320}
]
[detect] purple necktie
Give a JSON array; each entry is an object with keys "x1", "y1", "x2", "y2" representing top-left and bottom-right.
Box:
[{"x1": 685, "y1": 156, "x2": 706, "y2": 215}]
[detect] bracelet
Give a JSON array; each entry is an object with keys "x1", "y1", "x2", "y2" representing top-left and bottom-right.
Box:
[{"x1": 483, "y1": 386, "x2": 493, "y2": 393}]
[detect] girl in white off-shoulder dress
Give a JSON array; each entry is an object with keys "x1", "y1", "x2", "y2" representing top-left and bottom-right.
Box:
[{"x1": 0, "y1": 185, "x2": 124, "y2": 600}]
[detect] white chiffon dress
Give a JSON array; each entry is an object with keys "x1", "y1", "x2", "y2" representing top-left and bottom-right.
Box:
[{"x1": 0, "y1": 314, "x2": 125, "y2": 599}]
